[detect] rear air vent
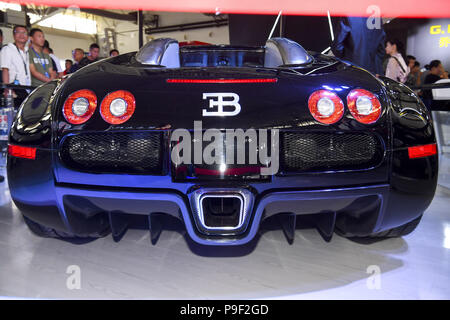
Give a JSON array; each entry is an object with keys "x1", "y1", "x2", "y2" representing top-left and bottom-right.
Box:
[
  {"x1": 60, "y1": 131, "x2": 163, "y2": 174},
  {"x1": 281, "y1": 132, "x2": 384, "y2": 172}
]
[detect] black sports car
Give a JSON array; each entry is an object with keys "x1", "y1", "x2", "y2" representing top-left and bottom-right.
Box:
[{"x1": 7, "y1": 37, "x2": 438, "y2": 246}]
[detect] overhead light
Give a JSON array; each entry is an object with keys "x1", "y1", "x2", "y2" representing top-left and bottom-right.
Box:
[{"x1": 0, "y1": 2, "x2": 22, "y2": 12}]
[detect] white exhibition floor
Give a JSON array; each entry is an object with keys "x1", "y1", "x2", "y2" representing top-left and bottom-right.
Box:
[{"x1": 0, "y1": 160, "x2": 449, "y2": 300}]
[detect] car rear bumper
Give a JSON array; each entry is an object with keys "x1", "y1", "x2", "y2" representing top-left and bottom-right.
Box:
[
  {"x1": 8, "y1": 144, "x2": 438, "y2": 245},
  {"x1": 45, "y1": 183, "x2": 392, "y2": 245}
]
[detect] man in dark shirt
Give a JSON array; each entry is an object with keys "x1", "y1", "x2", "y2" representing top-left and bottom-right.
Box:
[
  {"x1": 64, "y1": 59, "x2": 72, "y2": 75},
  {"x1": 422, "y1": 60, "x2": 448, "y2": 108},
  {"x1": 69, "y1": 48, "x2": 84, "y2": 74},
  {"x1": 332, "y1": 16, "x2": 386, "y2": 75},
  {"x1": 405, "y1": 61, "x2": 421, "y2": 88},
  {"x1": 109, "y1": 49, "x2": 119, "y2": 57},
  {"x1": 79, "y1": 43, "x2": 100, "y2": 68}
]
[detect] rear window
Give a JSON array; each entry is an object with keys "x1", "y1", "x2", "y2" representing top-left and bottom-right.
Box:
[{"x1": 180, "y1": 46, "x2": 264, "y2": 67}]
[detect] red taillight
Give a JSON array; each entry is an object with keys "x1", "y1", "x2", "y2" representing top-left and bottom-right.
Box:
[
  {"x1": 308, "y1": 90, "x2": 344, "y2": 124},
  {"x1": 166, "y1": 78, "x2": 278, "y2": 83},
  {"x1": 347, "y1": 89, "x2": 382, "y2": 124},
  {"x1": 408, "y1": 144, "x2": 437, "y2": 159},
  {"x1": 8, "y1": 145, "x2": 36, "y2": 159},
  {"x1": 63, "y1": 89, "x2": 97, "y2": 125},
  {"x1": 100, "y1": 90, "x2": 136, "y2": 125}
]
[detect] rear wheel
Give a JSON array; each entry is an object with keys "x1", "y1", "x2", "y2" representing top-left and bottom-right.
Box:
[
  {"x1": 337, "y1": 215, "x2": 423, "y2": 240},
  {"x1": 367, "y1": 215, "x2": 423, "y2": 238},
  {"x1": 22, "y1": 215, "x2": 109, "y2": 242},
  {"x1": 22, "y1": 215, "x2": 76, "y2": 238}
]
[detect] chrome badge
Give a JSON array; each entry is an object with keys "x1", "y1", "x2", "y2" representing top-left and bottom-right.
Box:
[{"x1": 202, "y1": 93, "x2": 241, "y2": 116}]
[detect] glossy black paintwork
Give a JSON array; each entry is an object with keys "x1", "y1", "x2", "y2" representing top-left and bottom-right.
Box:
[
  {"x1": 7, "y1": 149, "x2": 69, "y2": 232},
  {"x1": 6, "y1": 51, "x2": 439, "y2": 240},
  {"x1": 54, "y1": 57, "x2": 386, "y2": 132},
  {"x1": 376, "y1": 77, "x2": 438, "y2": 231}
]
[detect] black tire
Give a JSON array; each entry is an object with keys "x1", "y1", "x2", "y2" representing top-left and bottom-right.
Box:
[
  {"x1": 337, "y1": 215, "x2": 423, "y2": 241},
  {"x1": 367, "y1": 215, "x2": 423, "y2": 238},
  {"x1": 22, "y1": 215, "x2": 75, "y2": 238}
]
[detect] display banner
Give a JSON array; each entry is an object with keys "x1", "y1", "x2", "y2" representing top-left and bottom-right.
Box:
[
  {"x1": 8, "y1": 0, "x2": 450, "y2": 18},
  {"x1": 407, "y1": 18, "x2": 450, "y2": 70}
]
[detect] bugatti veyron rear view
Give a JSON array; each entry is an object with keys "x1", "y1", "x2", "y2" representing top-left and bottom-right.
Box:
[{"x1": 7, "y1": 37, "x2": 438, "y2": 246}]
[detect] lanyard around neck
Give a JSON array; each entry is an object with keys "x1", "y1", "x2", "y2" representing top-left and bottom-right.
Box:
[{"x1": 14, "y1": 43, "x2": 28, "y2": 77}]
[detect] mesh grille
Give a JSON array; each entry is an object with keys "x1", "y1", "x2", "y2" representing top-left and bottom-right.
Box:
[
  {"x1": 60, "y1": 132, "x2": 163, "y2": 174},
  {"x1": 281, "y1": 132, "x2": 383, "y2": 172}
]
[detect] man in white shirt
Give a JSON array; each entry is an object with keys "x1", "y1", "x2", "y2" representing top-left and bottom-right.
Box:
[
  {"x1": 0, "y1": 29, "x2": 3, "y2": 48},
  {"x1": 1, "y1": 25, "x2": 31, "y2": 105},
  {"x1": 43, "y1": 46, "x2": 64, "y2": 78}
]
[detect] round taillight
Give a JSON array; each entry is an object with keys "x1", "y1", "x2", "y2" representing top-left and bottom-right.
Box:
[
  {"x1": 308, "y1": 90, "x2": 344, "y2": 124},
  {"x1": 72, "y1": 97, "x2": 90, "y2": 116},
  {"x1": 63, "y1": 89, "x2": 97, "y2": 124},
  {"x1": 347, "y1": 89, "x2": 382, "y2": 124},
  {"x1": 100, "y1": 90, "x2": 136, "y2": 124}
]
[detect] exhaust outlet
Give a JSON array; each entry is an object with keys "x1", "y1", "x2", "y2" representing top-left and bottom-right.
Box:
[{"x1": 190, "y1": 188, "x2": 254, "y2": 236}]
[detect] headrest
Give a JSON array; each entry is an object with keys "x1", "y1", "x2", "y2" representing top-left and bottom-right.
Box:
[
  {"x1": 264, "y1": 37, "x2": 312, "y2": 68},
  {"x1": 136, "y1": 38, "x2": 180, "y2": 68}
]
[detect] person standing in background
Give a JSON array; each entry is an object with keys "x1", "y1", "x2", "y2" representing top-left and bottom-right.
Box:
[
  {"x1": 405, "y1": 61, "x2": 422, "y2": 89},
  {"x1": 64, "y1": 59, "x2": 72, "y2": 75},
  {"x1": 1, "y1": 25, "x2": 31, "y2": 105},
  {"x1": 28, "y1": 28, "x2": 56, "y2": 87},
  {"x1": 0, "y1": 28, "x2": 5, "y2": 55},
  {"x1": 79, "y1": 43, "x2": 100, "y2": 68},
  {"x1": 332, "y1": 17, "x2": 386, "y2": 76},
  {"x1": 0, "y1": 25, "x2": 30, "y2": 183},
  {"x1": 0, "y1": 29, "x2": 3, "y2": 72},
  {"x1": 69, "y1": 48, "x2": 85, "y2": 73},
  {"x1": 422, "y1": 60, "x2": 449, "y2": 108},
  {"x1": 43, "y1": 46, "x2": 64, "y2": 78},
  {"x1": 43, "y1": 40, "x2": 63, "y2": 78},
  {"x1": 406, "y1": 55, "x2": 416, "y2": 72},
  {"x1": 109, "y1": 49, "x2": 119, "y2": 57},
  {"x1": 385, "y1": 39, "x2": 409, "y2": 83},
  {"x1": 42, "y1": 46, "x2": 57, "y2": 73}
]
